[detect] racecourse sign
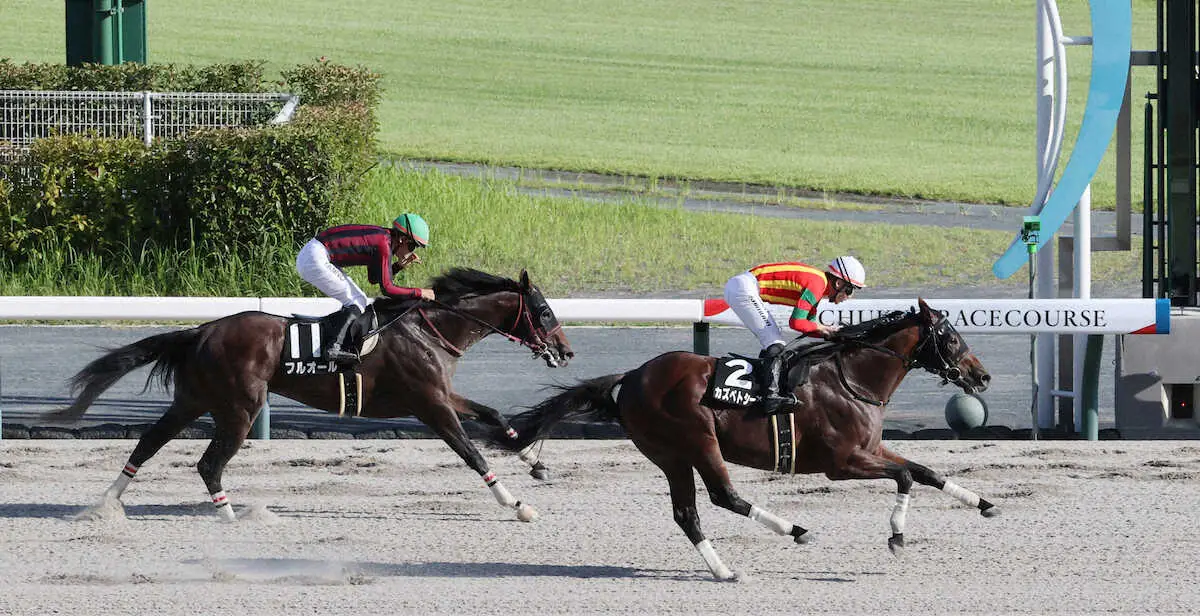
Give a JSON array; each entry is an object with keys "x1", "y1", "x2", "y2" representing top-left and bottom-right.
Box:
[{"x1": 702, "y1": 298, "x2": 1170, "y2": 335}]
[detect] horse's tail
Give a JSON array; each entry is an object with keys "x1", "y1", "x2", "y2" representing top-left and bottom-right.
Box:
[
  {"x1": 44, "y1": 327, "x2": 206, "y2": 422},
  {"x1": 499, "y1": 373, "x2": 626, "y2": 450}
]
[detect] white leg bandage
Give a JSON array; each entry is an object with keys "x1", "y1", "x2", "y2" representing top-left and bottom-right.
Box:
[
  {"x1": 748, "y1": 505, "x2": 792, "y2": 535},
  {"x1": 890, "y1": 493, "x2": 911, "y2": 535},
  {"x1": 941, "y1": 481, "x2": 981, "y2": 507},
  {"x1": 105, "y1": 463, "x2": 138, "y2": 499},
  {"x1": 518, "y1": 443, "x2": 540, "y2": 466},
  {"x1": 694, "y1": 539, "x2": 735, "y2": 581},
  {"x1": 483, "y1": 472, "x2": 516, "y2": 507},
  {"x1": 211, "y1": 491, "x2": 236, "y2": 521}
]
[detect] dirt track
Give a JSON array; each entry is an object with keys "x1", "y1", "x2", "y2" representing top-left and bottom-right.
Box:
[{"x1": 1, "y1": 439, "x2": 1197, "y2": 615}]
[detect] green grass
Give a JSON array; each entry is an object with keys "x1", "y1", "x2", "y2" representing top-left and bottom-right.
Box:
[
  {"x1": 0, "y1": 0, "x2": 1160, "y2": 207},
  {"x1": 0, "y1": 166, "x2": 1142, "y2": 298}
]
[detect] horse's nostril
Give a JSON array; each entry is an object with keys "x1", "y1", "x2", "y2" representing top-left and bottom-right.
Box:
[{"x1": 982, "y1": 374, "x2": 992, "y2": 383}]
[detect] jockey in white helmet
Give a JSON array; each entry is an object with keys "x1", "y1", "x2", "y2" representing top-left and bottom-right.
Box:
[{"x1": 722, "y1": 255, "x2": 866, "y2": 413}]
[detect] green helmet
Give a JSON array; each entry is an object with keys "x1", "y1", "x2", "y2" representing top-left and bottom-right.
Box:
[{"x1": 392, "y1": 213, "x2": 430, "y2": 247}]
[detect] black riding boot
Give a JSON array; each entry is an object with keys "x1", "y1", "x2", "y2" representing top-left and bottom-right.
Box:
[
  {"x1": 759, "y1": 342, "x2": 796, "y2": 414},
  {"x1": 326, "y1": 305, "x2": 363, "y2": 365}
]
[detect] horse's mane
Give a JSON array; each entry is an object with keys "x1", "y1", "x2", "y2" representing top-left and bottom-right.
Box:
[
  {"x1": 430, "y1": 268, "x2": 521, "y2": 304},
  {"x1": 373, "y1": 268, "x2": 520, "y2": 313},
  {"x1": 831, "y1": 310, "x2": 916, "y2": 342}
]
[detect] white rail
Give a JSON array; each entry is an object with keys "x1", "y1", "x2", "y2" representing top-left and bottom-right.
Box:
[{"x1": 0, "y1": 296, "x2": 1171, "y2": 335}]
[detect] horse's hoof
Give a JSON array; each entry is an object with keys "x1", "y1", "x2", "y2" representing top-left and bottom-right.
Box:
[
  {"x1": 792, "y1": 528, "x2": 814, "y2": 545},
  {"x1": 888, "y1": 534, "x2": 905, "y2": 556},
  {"x1": 529, "y1": 464, "x2": 550, "y2": 481},
  {"x1": 981, "y1": 505, "x2": 1000, "y2": 518},
  {"x1": 516, "y1": 503, "x2": 539, "y2": 523},
  {"x1": 215, "y1": 504, "x2": 237, "y2": 523},
  {"x1": 712, "y1": 570, "x2": 740, "y2": 583}
]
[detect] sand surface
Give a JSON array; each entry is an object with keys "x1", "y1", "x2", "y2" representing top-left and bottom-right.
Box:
[{"x1": 1, "y1": 439, "x2": 1197, "y2": 615}]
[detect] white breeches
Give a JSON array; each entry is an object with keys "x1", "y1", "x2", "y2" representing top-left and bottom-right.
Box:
[
  {"x1": 296, "y1": 239, "x2": 369, "y2": 311},
  {"x1": 724, "y1": 271, "x2": 784, "y2": 349}
]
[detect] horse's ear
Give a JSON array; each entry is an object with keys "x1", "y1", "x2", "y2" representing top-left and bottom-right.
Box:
[
  {"x1": 519, "y1": 269, "x2": 531, "y2": 291},
  {"x1": 917, "y1": 297, "x2": 934, "y2": 323}
]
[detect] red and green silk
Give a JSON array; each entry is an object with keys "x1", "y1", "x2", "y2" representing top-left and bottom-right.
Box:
[{"x1": 748, "y1": 262, "x2": 829, "y2": 334}]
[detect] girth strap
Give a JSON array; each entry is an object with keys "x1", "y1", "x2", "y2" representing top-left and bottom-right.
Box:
[
  {"x1": 771, "y1": 412, "x2": 796, "y2": 474},
  {"x1": 337, "y1": 369, "x2": 363, "y2": 417}
]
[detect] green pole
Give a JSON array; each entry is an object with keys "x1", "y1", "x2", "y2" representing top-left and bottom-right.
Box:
[
  {"x1": 251, "y1": 398, "x2": 270, "y2": 440},
  {"x1": 693, "y1": 322, "x2": 710, "y2": 356},
  {"x1": 1081, "y1": 334, "x2": 1104, "y2": 440},
  {"x1": 95, "y1": 0, "x2": 115, "y2": 65},
  {"x1": 113, "y1": 0, "x2": 124, "y2": 64}
]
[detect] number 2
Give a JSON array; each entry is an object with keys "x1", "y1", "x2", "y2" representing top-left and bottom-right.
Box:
[{"x1": 724, "y1": 359, "x2": 754, "y2": 389}]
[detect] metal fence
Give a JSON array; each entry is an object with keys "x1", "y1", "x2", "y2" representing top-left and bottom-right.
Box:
[{"x1": 0, "y1": 90, "x2": 299, "y2": 163}]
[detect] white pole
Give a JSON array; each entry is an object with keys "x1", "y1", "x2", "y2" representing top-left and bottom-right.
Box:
[
  {"x1": 143, "y1": 91, "x2": 152, "y2": 147},
  {"x1": 1035, "y1": 0, "x2": 1056, "y2": 431},
  {"x1": 1073, "y1": 185, "x2": 1092, "y2": 432}
]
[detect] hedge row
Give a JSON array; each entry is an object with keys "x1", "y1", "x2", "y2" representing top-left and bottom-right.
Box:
[{"x1": 0, "y1": 58, "x2": 380, "y2": 260}]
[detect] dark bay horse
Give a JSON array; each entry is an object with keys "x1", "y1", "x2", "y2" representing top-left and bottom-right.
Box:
[
  {"x1": 500, "y1": 298, "x2": 994, "y2": 580},
  {"x1": 47, "y1": 268, "x2": 573, "y2": 523}
]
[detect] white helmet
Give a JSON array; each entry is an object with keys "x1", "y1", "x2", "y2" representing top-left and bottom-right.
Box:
[{"x1": 828, "y1": 256, "x2": 866, "y2": 288}]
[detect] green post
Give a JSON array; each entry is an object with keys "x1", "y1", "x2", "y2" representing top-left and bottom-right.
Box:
[
  {"x1": 64, "y1": 0, "x2": 146, "y2": 65},
  {"x1": 251, "y1": 398, "x2": 270, "y2": 440},
  {"x1": 693, "y1": 322, "x2": 710, "y2": 356},
  {"x1": 112, "y1": 0, "x2": 124, "y2": 64},
  {"x1": 1081, "y1": 334, "x2": 1104, "y2": 440},
  {"x1": 95, "y1": 0, "x2": 115, "y2": 65}
]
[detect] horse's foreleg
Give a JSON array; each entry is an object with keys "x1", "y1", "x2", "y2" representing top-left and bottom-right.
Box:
[
  {"x1": 427, "y1": 406, "x2": 538, "y2": 522},
  {"x1": 878, "y1": 446, "x2": 999, "y2": 517},
  {"x1": 658, "y1": 459, "x2": 736, "y2": 582},
  {"x1": 693, "y1": 450, "x2": 811, "y2": 545},
  {"x1": 452, "y1": 394, "x2": 549, "y2": 480},
  {"x1": 826, "y1": 451, "x2": 912, "y2": 555}
]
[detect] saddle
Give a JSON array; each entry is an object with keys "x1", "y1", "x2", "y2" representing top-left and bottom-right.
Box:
[
  {"x1": 703, "y1": 338, "x2": 839, "y2": 413},
  {"x1": 279, "y1": 307, "x2": 382, "y2": 417},
  {"x1": 282, "y1": 307, "x2": 381, "y2": 374}
]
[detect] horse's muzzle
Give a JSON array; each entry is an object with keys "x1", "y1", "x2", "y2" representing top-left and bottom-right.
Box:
[{"x1": 535, "y1": 343, "x2": 573, "y2": 368}]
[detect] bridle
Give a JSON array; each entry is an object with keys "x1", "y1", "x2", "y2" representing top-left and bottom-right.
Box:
[
  {"x1": 419, "y1": 291, "x2": 563, "y2": 365},
  {"x1": 910, "y1": 317, "x2": 971, "y2": 387},
  {"x1": 832, "y1": 314, "x2": 971, "y2": 406}
]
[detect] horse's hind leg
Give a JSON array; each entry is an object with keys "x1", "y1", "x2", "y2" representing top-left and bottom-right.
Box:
[
  {"x1": 451, "y1": 394, "x2": 549, "y2": 480},
  {"x1": 692, "y1": 448, "x2": 812, "y2": 544},
  {"x1": 424, "y1": 404, "x2": 538, "y2": 522},
  {"x1": 103, "y1": 402, "x2": 205, "y2": 502},
  {"x1": 196, "y1": 407, "x2": 255, "y2": 522},
  {"x1": 652, "y1": 457, "x2": 736, "y2": 581},
  {"x1": 879, "y1": 446, "x2": 999, "y2": 517}
]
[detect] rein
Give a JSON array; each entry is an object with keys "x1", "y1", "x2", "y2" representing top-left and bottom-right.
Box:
[
  {"x1": 829, "y1": 317, "x2": 968, "y2": 405},
  {"x1": 420, "y1": 296, "x2": 548, "y2": 356},
  {"x1": 420, "y1": 308, "x2": 465, "y2": 357},
  {"x1": 829, "y1": 326, "x2": 923, "y2": 407}
]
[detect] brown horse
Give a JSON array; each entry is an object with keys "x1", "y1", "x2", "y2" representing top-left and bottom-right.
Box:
[
  {"x1": 500, "y1": 298, "x2": 994, "y2": 580},
  {"x1": 47, "y1": 268, "x2": 573, "y2": 523}
]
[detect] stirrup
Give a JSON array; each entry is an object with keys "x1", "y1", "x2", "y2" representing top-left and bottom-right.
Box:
[
  {"x1": 762, "y1": 393, "x2": 798, "y2": 415},
  {"x1": 326, "y1": 347, "x2": 360, "y2": 364}
]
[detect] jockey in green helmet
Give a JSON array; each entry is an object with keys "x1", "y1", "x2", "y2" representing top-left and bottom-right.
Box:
[{"x1": 296, "y1": 213, "x2": 435, "y2": 364}]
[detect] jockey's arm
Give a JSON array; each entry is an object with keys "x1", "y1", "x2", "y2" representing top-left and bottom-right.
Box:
[
  {"x1": 788, "y1": 302, "x2": 833, "y2": 338},
  {"x1": 371, "y1": 233, "x2": 423, "y2": 299}
]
